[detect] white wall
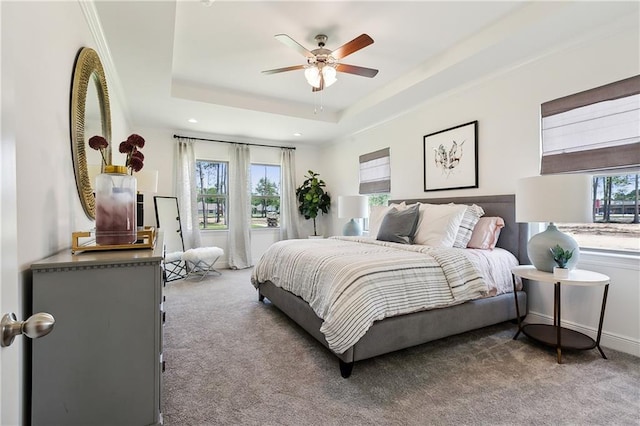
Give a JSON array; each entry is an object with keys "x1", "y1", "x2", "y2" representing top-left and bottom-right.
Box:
[
  {"x1": 323, "y1": 27, "x2": 640, "y2": 356},
  {"x1": 8, "y1": 4, "x2": 130, "y2": 264},
  {"x1": 0, "y1": 2, "x2": 130, "y2": 424}
]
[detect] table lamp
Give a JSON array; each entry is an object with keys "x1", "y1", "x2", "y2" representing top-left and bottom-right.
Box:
[
  {"x1": 136, "y1": 169, "x2": 159, "y2": 229},
  {"x1": 338, "y1": 195, "x2": 369, "y2": 236},
  {"x1": 516, "y1": 174, "x2": 592, "y2": 272}
]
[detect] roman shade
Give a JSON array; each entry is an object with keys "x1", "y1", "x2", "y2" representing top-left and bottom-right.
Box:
[
  {"x1": 359, "y1": 147, "x2": 390, "y2": 194},
  {"x1": 540, "y1": 75, "x2": 640, "y2": 174}
]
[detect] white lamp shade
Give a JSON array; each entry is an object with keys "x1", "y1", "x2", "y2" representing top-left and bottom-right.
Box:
[
  {"x1": 323, "y1": 65, "x2": 337, "y2": 87},
  {"x1": 304, "y1": 67, "x2": 321, "y2": 88},
  {"x1": 136, "y1": 169, "x2": 159, "y2": 193},
  {"x1": 338, "y1": 195, "x2": 369, "y2": 219},
  {"x1": 304, "y1": 65, "x2": 338, "y2": 88},
  {"x1": 516, "y1": 174, "x2": 592, "y2": 223}
]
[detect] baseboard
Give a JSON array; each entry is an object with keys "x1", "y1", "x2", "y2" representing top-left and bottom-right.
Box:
[{"x1": 526, "y1": 311, "x2": 640, "y2": 357}]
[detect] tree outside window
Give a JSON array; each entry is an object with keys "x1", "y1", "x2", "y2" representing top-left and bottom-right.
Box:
[
  {"x1": 195, "y1": 160, "x2": 228, "y2": 230},
  {"x1": 251, "y1": 164, "x2": 280, "y2": 228},
  {"x1": 557, "y1": 173, "x2": 639, "y2": 252}
]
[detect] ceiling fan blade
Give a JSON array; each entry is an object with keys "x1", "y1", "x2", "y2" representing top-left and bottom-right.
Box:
[
  {"x1": 274, "y1": 34, "x2": 315, "y2": 59},
  {"x1": 335, "y1": 63, "x2": 379, "y2": 78},
  {"x1": 330, "y1": 34, "x2": 374, "y2": 60},
  {"x1": 261, "y1": 65, "x2": 305, "y2": 75}
]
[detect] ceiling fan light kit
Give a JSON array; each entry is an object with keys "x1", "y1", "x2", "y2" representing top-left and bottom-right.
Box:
[
  {"x1": 304, "y1": 64, "x2": 337, "y2": 89},
  {"x1": 263, "y1": 33, "x2": 378, "y2": 92}
]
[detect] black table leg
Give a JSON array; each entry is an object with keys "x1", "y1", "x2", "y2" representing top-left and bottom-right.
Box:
[
  {"x1": 555, "y1": 282, "x2": 562, "y2": 364},
  {"x1": 595, "y1": 283, "x2": 609, "y2": 359},
  {"x1": 512, "y1": 273, "x2": 522, "y2": 340}
]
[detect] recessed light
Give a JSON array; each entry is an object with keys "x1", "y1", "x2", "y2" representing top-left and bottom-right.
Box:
[
  {"x1": 188, "y1": 118, "x2": 198, "y2": 123},
  {"x1": 293, "y1": 132, "x2": 302, "y2": 137}
]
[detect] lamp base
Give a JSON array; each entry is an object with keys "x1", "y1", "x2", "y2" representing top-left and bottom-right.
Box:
[
  {"x1": 527, "y1": 223, "x2": 580, "y2": 272},
  {"x1": 137, "y1": 193, "x2": 144, "y2": 230},
  {"x1": 343, "y1": 218, "x2": 362, "y2": 236}
]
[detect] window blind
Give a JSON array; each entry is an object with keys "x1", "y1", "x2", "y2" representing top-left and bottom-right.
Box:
[
  {"x1": 359, "y1": 148, "x2": 390, "y2": 194},
  {"x1": 540, "y1": 75, "x2": 640, "y2": 174}
]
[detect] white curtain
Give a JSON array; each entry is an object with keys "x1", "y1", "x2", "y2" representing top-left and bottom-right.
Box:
[
  {"x1": 228, "y1": 144, "x2": 252, "y2": 269},
  {"x1": 175, "y1": 138, "x2": 201, "y2": 250},
  {"x1": 279, "y1": 148, "x2": 300, "y2": 240}
]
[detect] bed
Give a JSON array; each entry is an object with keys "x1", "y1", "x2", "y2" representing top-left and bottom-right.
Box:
[{"x1": 251, "y1": 194, "x2": 528, "y2": 378}]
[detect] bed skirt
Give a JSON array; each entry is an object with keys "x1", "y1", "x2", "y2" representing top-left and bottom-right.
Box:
[{"x1": 258, "y1": 281, "x2": 527, "y2": 375}]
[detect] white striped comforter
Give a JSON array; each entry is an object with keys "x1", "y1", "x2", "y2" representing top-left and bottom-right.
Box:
[{"x1": 251, "y1": 237, "x2": 518, "y2": 354}]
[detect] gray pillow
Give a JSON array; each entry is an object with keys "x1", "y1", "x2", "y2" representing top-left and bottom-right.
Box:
[{"x1": 376, "y1": 204, "x2": 420, "y2": 244}]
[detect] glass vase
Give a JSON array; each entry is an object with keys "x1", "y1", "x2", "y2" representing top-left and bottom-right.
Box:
[{"x1": 95, "y1": 165, "x2": 137, "y2": 245}]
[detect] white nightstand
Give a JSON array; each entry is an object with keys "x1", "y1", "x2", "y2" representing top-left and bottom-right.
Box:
[{"x1": 511, "y1": 265, "x2": 610, "y2": 364}]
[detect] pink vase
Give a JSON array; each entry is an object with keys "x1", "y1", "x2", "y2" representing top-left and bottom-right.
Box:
[{"x1": 95, "y1": 165, "x2": 137, "y2": 245}]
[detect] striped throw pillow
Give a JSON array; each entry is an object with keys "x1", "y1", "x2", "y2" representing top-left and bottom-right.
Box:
[{"x1": 453, "y1": 204, "x2": 485, "y2": 248}]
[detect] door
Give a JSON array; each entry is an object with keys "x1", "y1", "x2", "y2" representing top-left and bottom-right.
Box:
[
  {"x1": 1, "y1": 36, "x2": 22, "y2": 422},
  {"x1": 1, "y1": 145, "x2": 22, "y2": 423}
]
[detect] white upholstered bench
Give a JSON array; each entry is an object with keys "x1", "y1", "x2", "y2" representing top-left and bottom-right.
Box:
[
  {"x1": 163, "y1": 251, "x2": 188, "y2": 282},
  {"x1": 182, "y1": 247, "x2": 224, "y2": 281}
]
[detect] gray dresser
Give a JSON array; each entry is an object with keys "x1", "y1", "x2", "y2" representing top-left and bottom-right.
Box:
[{"x1": 30, "y1": 233, "x2": 165, "y2": 425}]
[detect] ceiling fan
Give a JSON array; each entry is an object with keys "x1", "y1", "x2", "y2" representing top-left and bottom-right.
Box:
[{"x1": 262, "y1": 33, "x2": 379, "y2": 92}]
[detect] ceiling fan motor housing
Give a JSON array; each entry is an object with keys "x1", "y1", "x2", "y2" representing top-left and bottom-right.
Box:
[{"x1": 315, "y1": 34, "x2": 328, "y2": 47}]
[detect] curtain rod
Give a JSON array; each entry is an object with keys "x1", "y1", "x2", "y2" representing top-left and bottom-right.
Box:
[{"x1": 173, "y1": 134, "x2": 295, "y2": 150}]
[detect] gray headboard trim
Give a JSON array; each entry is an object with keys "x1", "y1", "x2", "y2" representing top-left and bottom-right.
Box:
[{"x1": 390, "y1": 194, "x2": 529, "y2": 265}]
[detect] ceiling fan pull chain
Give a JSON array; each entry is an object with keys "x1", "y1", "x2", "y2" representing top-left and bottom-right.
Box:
[{"x1": 313, "y1": 91, "x2": 324, "y2": 115}]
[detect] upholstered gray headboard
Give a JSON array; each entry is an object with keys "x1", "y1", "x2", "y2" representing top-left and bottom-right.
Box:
[{"x1": 390, "y1": 194, "x2": 529, "y2": 265}]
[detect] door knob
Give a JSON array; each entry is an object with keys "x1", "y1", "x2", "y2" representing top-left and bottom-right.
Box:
[{"x1": 1, "y1": 312, "x2": 55, "y2": 347}]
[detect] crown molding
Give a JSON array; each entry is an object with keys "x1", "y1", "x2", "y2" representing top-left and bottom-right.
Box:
[{"x1": 78, "y1": 0, "x2": 132, "y2": 130}]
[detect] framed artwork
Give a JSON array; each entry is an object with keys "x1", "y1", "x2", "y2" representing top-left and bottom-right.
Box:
[{"x1": 423, "y1": 120, "x2": 478, "y2": 192}]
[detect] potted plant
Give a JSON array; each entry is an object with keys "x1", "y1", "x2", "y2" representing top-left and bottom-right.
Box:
[
  {"x1": 295, "y1": 170, "x2": 331, "y2": 237},
  {"x1": 549, "y1": 244, "x2": 574, "y2": 278}
]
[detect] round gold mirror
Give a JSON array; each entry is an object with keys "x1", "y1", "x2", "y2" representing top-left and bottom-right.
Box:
[{"x1": 70, "y1": 47, "x2": 112, "y2": 219}]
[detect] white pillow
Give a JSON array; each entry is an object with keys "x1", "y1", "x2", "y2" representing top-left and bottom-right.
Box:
[
  {"x1": 413, "y1": 203, "x2": 467, "y2": 247},
  {"x1": 368, "y1": 202, "x2": 405, "y2": 237}
]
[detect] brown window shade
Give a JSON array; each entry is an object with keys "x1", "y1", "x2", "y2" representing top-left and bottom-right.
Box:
[
  {"x1": 359, "y1": 148, "x2": 390, "y2": 194},
  {"x1": 541, "y1": 75, "x2": 640, "y2": 174}
]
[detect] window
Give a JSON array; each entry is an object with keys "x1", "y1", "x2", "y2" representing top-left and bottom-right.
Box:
[
  {"x1": 541, "y1": 76, "x2": 640, "y2": 253},
  {"x1": 368, "y1": 193, "x2": 390, "y2": 207},
  {"x1": 557, "y1": 173, "x2": 639, "y2": 253},
  {"x1": 251, "y1": 164, "x2": 281, "y2": 228},
  {"x1": 195, "y1": 160, "x2": 228, "y2": 230},
  {"x1": 362, "y1": 193, "x2": 390, "y2": 232}
]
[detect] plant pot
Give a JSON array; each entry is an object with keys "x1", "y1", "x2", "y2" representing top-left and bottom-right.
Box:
[{"x1": 553, "y1": 267, "x2": 570, "y2": 279}]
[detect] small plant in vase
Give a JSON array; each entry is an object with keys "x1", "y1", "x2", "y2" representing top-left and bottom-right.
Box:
[{"x1": 550, "y1": 244, "x2": 574, "y2": 278}]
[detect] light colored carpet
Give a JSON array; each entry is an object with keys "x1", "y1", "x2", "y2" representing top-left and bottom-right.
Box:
[{"x1": 162, "y1": 268, "x2": 640, "y2": 425}]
